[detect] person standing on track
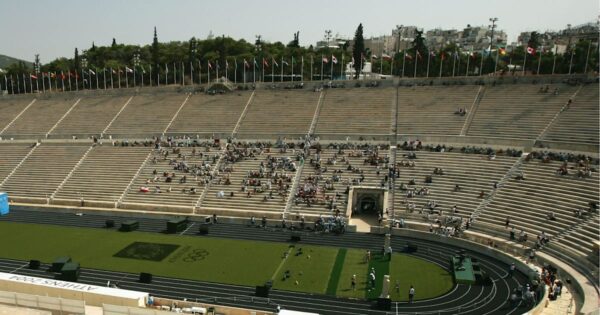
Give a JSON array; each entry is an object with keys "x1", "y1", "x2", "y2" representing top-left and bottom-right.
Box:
[
  {"x1": 351, "y1": 274, "x2": 356, "y2": 291},
  {"x1": 408, "y1": 285, "x2": 415, "y2": 303}
]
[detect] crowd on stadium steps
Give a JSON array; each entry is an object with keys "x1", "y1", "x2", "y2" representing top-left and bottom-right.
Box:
[
  {"x1": 211, "y1": 141, "x2": 302, "y2": 201},
  {"x1": 527, "y1": 150, "x2": 599, "y2": 166},
  {"x1": 139, "y1": 145, "x2": 221, "y2": 194},
  {"x1": 293, "y1": 143, "x2": 389, "y2": 214},
  {"x1": 400, "y1": 141, "x2": 523, "y2": 158}
]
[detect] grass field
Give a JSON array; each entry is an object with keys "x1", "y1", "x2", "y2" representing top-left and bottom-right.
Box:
[{"x1": 0, "y1": 221, "x2": 453, "y2": 301}]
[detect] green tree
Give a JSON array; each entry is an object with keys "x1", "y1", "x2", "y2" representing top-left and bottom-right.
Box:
[
  {"x1": 352, "y1": 23, "x2": 364, "y2": 79},
  {"x1": 73, "y1": 48, "x2": 79, "y2": 71},
  {"x1": 151, "y1": 27, "x2": 160, "y2": 68},
  {"x1": 287, "y1": 31, "x2": 299, "y2": 48}
]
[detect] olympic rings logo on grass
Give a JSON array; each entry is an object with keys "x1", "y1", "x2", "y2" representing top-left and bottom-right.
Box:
[{"x1": 182, "y1": 249, "x2": 209, "y2": 262}]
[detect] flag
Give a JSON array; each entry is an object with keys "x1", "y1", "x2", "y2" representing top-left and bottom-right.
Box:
[
  {"x1": 499, "y1": 47, "x2": 507, "y2": 56},
  {"x1": 430, "y1": 51, "x2": 436, "y2": 57},
  {"x1": 441, "y1": 52, "x2": 446, "y2": 61},
  {"x1": 253, "y1": 59, "x2": 259, "y2": 68},
  {"x1": 273, "y1": 59, "x2": 279, "y2": 67},
  {"x1": 125, "y1": 67, "x2": 133, "y2": 73},
  {"x1": 352, "y1": 56, "x2": 355, "y2": 64},
  {"x1": 225, "y1": 60, "x2": 229, "y2": 68},
  {"x1": 331, "y1": 55, "x2": 338, "y2": 64},
  {"x1": 244, "y1": 59, "x2": 250, "y2": 68},
  {"x1": 527, "y1": 46, "x2": 536, "y2": 55},
  {"x1": 89, "y1": 69, "x2": 96, "y2": 75},
  {"x1": 208, "y1": 61, "x2": 213, "y2": 70},
  {"x1": 50, "y1": 72, "x2": 57, "y2": 78},
  {"x1": 282, "y1": 60, "x2": 289, "y2": 66},
  {"x1": 322, "y1": 56, "x2": 329, "y2": 64},
  {"x1": 416, "y1": 51, "x2": 422, "y2": 60},
  {"x1": 30, "y1": 74, "x2": 38, "y2": 80},
  {"x1": 382, "y1": 53, "x2": 392, "y2": 61},
  {"x1": 112, "y1": 69, "x2": 117, "y2": 74},
  {"x1": 371, "y1": 54, "x2": 378, "y2": 59},
  {"x1": 262, "y1": 58, "x2": 269, "y2": 67},
  {"x1": 405, "y1": 53, "x2": 413, "y2": 60}
]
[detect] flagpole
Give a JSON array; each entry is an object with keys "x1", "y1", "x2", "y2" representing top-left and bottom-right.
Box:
[
  {"x1": 75, "y1": 70, "x2": 78, "y2": 91},
  {"x1": 68, "y1": 71, "x2": 72, "y2": 91},
  {"x1": 401, "y1": 52, "x2": 406, "y2": 77},
  {"x1": 439, "y1": 53, "x2": 444, "y2": 78},
  {"x1": 330, "y1": 55, "x2": 334, "y2": 80},
  {"x1": 466, "y1": 50, "x2": 471, "y2": 76},
  {"x1": 141, "y1": 67, "x2": 145, "y2": 87},
  {"x1": 110, "y1": 68, "x2": 113, "y2": 89},
  {"x1": 522, "y1": 51, "x2": 527, "y2": 76},
  {"x1": 181, "y1": 62, "x2": 184, "y2": 86},
  {"x1": 426, "y1": 50, "x2": 431, "y2": 78},
  {"x1": 16, "y1": 74, "x2": 20, "y2": 94},
  {"x1": 537, "y1": 46, "x2": 543, "y2": 75},
  {"x1": 61, "y1": 71, "x2": 65, "y2": 91},
  {"x1": 234, "y1": 58, "x2": 237, "y2": 84},
  {"x1": 253, "y1": 58, "x2": 256, "y2": 83},
  {"x1": 273, "y1": 57, "x2": 277, "y2": 83},
  {"x1": 225, "y1": 60, "x2": 228, "y2": 82},
  {"x1": 126, "y1": 67, "x2": 129, "y2": 88},
  {"x1": 479, "y1": 51, "x2": 484, "y2": 76},
  {"x1": 216, "y1": 61, "x2": 219, "y2": 83},
  {"x1": 208, "y1": 61, "x2": 211, "y2": 84},
  {"x1": 35, "y1": 71, "x2": 39, "y2": 92},
  {"x1": 301, "y1": 56, "x2": 304, "y2": 83},
  {"x1": 551, "y1": 46, "x2": 557, "y2": 75},
  {"x1": 390, "y1": 55, "x2": 394, "y2": 77},
  {"x1": 321, "y1": 55, "x2": 324, "y2": 81},
  {"x1": 261, "y1": 59, "x2": 265, "y2": 82},
  {"x1": 149, "y1": 65, "x2": 152, "y2": 87},
  {"x1": 310, "y1": 55, "x2": 313, "y2": 81},
  {"x1": 197, "y1": 60, "x2": 201, "y2": 85},
  {"x1": 584, "y1": 41, "x2": 592, "y2": 74},
  {"x1": 291, "y1": 56, "x2": 294, "y2": 82},
  {"x1": 164, "y1": 63, "x2": 168, "y2": 85},
  {"x1": 341, "y1": 54, "x2": 345, "y2": 80},
  {"x1": 29, "y1": 74, "x2": 33, "y2": 94},
  {"x1": 95, "y1": 69, "x2": 99, "y2": 89},
  {"x1": 494, "y1": 47, "x2": 500, "y2": 75},
  {"x1": 413, "y1": 51, "x2": 418, "y2": 78},
  {"x1": 452, "y1": 50, "x2": 457, "y2": 77},
  {"x1": 568, "y1": 47, "x2": 575, "y2": 75},
  {"x1": 173, "y1": 62, "x2": 177, "y2": 85}
]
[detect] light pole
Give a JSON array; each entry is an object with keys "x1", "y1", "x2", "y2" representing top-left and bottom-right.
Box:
[
  {"x1": 133, "y1": 52, "x2": 141, "y2": 87},
  {"x1": 81, "y1": 57, "x2": 88, "y2": 89},
  {"x1": 395, "y1": 25, "x2": 403, "y2": 76},
  {"x1": 489, "y1": 18, "x2": 499, "y2": 75}
]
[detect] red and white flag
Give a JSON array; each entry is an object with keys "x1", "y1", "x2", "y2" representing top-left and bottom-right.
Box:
[
  {"x1": 331, "y1": 55, "x2": 338, "y2": 64},
  {"x1": 262, "y1": 58, "x2": 269, "y2": 67},
  {"x1": 30, "y1": 74, "x2": 38, "y2": 80},
  {"x1": 207, "y1": 61, "x2": 213, "y2": 70},
  {"x1": 527, "y1": 46, "x2": 536, "y2": 55},
  {"x1": 382, "y1": 53, "x2": 392, "y2": 61},
  {"x1": 416, "y1": 51, "x2": 422, "y2": 60},
  {"x1": 322, "y1": 56, "x2": 329, "y2": 64},
  {"x1": 244, "y1": 59, "x2": 250, "y2": 69}
]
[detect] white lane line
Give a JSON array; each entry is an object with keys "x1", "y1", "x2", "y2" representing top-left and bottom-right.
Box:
[{"x1": 180, "y1": 222, "x2": 196, "y2": 235}]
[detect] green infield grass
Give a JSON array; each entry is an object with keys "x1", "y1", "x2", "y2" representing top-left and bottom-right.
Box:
[{"x1": 0, "y1": 221, "x2": 453, "y2": 301}]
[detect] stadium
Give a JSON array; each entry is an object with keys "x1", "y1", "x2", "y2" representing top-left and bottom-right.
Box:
[{"x1": 0, "y1": 3, "x2": 598, "y2": 315}]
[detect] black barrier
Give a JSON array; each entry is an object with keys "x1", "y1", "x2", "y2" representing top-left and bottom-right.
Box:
[
  {"x1": 29, "y1": 260, "x2": 40, "y2": 269},
  {"x1": 139, "y1": 272, "x2": 153, "y2": 284}
]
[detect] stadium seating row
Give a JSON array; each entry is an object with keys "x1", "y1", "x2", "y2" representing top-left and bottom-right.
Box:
[{"x1": 0, "y1": 84, "x2": 593, "y2": 145}]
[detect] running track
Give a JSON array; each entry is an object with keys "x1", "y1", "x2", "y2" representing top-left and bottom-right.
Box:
[{"x1": 0, "y1": 209, "x2": 538, "y2": 315}]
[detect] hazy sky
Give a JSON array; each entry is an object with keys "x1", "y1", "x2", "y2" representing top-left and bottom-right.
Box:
[{"x1": 1, "y1": 0, "x2": 597, "y2": 62}]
